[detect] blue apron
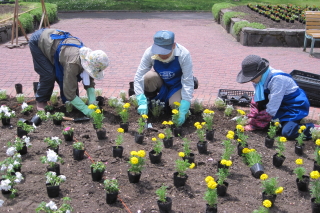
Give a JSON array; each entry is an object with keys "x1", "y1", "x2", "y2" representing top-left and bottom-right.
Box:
[
  {"x1": 263, "y1": 73, "x2": 310, "y2": 122},
  {"x1": 153, "y1": 56, "x2": 182, "y2": 103},
  {"x1": 50, "y1": 30, "x2": 84, "y2": 103}
]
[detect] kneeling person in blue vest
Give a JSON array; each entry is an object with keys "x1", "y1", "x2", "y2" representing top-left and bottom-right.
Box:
[
  {"x1": 29, "y1": 28, "x2": 109, "y2": 116},
  {"x1": 236, "y1": 54, "x2": 319, "y2": 140},
  {"x1": 134, "y1": 30, "x2": 195, "y2": 126}
]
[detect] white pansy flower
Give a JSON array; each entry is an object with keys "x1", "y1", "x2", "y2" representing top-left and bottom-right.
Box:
[
  {"x1": 21, "y1": 102, "x2": 28, "y2": 110},
  {"x1": 14, "y1": 154, "x2": 21, "y2": 159},
  {"x1": 47, "y1": 150, "x2": 58, "y2": 163},
  {"x1": 66, "y1": 210, "x2": 70, "y2": 213},
  {"x1": 45, "y1": 201, "x2": 57, "y2": 210},
  {"x1": 6, "y1": 147, "x2": 17, "y2": 156},
  {"x1": 59, "y1": 175, "x2": 66, "y2": 182},
  {"x1": 23, "y1": 136, "x2": 32, "y2": 147},
  {"x1": 1, "y1": 165, "x2": 7, "y2": 171},
  {"x1": 0, "y1": 179, "x2": 11, "y2": 191},
  {"x1": 14, "y1": 172, "x2": 24, "y2": 183},
  {"x1": 13, "y1": 160, "x2": 20, "y2": 166},
  {"x1": 0, "y1": 199, "x2": 4, "y2": 207},
  {"x1": 7, "y1": 164, "x2": 13, "y2": 171}
]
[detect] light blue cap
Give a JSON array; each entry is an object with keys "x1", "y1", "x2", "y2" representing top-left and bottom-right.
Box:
[{"x1": 151, "y1": 30, "x2": 175, "y2": 55}]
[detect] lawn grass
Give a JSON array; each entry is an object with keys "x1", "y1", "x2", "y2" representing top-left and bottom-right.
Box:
[{"x1": 19, "y1": 0, "x2": 320, "y2": 12}]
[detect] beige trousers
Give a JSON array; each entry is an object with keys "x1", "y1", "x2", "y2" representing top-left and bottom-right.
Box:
[{"x1": 144, "y1": 70, "x2": 182, "y2": 107}]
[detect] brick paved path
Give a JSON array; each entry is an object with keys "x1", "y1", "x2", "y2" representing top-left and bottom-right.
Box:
[{"x1": 0, "y1": 12, "x2": 319, "y2": 120}]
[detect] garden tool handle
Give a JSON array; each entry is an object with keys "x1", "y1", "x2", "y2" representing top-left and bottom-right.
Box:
[{"x1": 62, "y1": 117, "x2": 74, "y2": 121}]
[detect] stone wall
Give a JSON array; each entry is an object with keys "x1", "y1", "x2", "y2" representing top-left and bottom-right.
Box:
[{"x1": 216, "y1": 8, "x2": 315, "y2": 47}]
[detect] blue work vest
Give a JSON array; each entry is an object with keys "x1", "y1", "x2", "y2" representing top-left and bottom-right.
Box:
[
  {"x1": 50, "y1": 30, "x2": 84, "y2": 103},
  {"x1": 263, "y1": 73, "x2": 310, "y2": 122},
  {"x1": 153, "y1": 56, "x2": 182, "y2": 103}
]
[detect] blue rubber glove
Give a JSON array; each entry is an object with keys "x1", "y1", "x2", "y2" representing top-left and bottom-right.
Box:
[
  {"x1": 71, "y1": 96, "x2": 94, "y2": 117},
  {"x1": 137, "y1": 94, "x2": 148, "y2": 115},
  {"x1": 178, "y1": 100, "x2": 191, "y2": 126},
  {"x1": 87, "y1": 88, "x2": 97, "y2": 105}
]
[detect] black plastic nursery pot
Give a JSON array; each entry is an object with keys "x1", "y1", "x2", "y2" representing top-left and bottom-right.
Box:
[
  {"x1": 1, "y1": 118, "x2": 10, "y2": 126},
  {"x1": 265, "y1": 136, "x2": 275, "y2": 148},
  {"x1": 157, "y1": 197, "x2": 172, "y2": 213},
  {"x1": 112, "y1": 146, "x2": 123, "y2": 158},
  {"x1": 205, "y1": 204, "x2": 217, "y2": 213},
  {"x1": 30, "y1": 115, "x2": 42, "y2": 126},
  {"x1": 273, "y1": 154, "x2": 286, "y2": 168},
  {"x1": 73, "y1": 149, "x2": 85, "y2": 160},
  {"x1": 96, "y1": 128, "x2": 107, "y2": 140},
  {"x1": 91, "y1": 167, "x2": 105, "y2": 182},
  {"x1": 217, "y1": 181, "x2": 229, "y2": 196},
  {"x1": 53, "y1": 119, "x2": 62, "y2": 125},
  {"x1": 149, "y1": 150, "x2": 162, "y2": 164},
  {"x1": 120, "y1": 122, "x2": 129, "y2": 133},
  {"x1": 106, "y1": 191, "x2": 119, "y2": 204},
  {"x1": 46, "y1": 184, "x2": 60, "y2": 198},
  {"x1": 17, "y1": 127, "x2": 28, "y2": 138},
  {"x1": 197, "y1": 141, "x2": 208, "y2": 154},
  {"x1": 64, "y1": 132, "x2": 74, "y2": 141},
  {"x1": 262, "y1": 192, "x2": 277, "y2": 207},
  {"x1": 311, "y1": 198, "x2": 320, "y2": 213},
  {"x1": 173, "y1": 127, "x2": 182, "y2": 137},
  {"x1": 18, "y1": 143, "x2": 28, "y2": 155},
  {"x1": 173, "y1": 172, "x2": 188, "y2": 187},
  {"x1": 250, "y1": 163, "x2": 264, "y2": 179},
  {"x1": 135, "y1": 132, "x2": 144, "y2": 144},
  {"x1": 295, "y1": 143, "x2": 304, "y2": 155},
  {"x1": 127, "y1": 171, "x2": 141, "y2": 183},
  {"x1": 206, "y1": 129, "x2": 214, "y2": 141},
  {"x1": 182, "y1": 153, "x2": 195, "y2": 164},
  {"x1": 15, "y1": 83, "x2": 23, "y2": 94},
  {"x1": 163, "y1": 137, "x2": 173, "y2": 148},
  {"x1": 296, "y1": 175, "x2": 310, "y2": 192}
]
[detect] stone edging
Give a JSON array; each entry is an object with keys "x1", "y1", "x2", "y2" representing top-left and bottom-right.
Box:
[{"x1": 218, "y1": 8, "x2": 307, "y2": 47}]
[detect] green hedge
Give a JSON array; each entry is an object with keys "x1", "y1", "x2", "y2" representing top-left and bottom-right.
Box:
[
  {"x1": 18, "y1": 3, "x2": 57, "y2": 33},
  {"x1": 222, "y1": 11, "x2": 246, "y2": 26},
  {"x1": 233, "y1": 21, "x2": 266, "y2": 35},
  {"x1": 211, "y1": 3, "x2": 236, "y2": 21}
]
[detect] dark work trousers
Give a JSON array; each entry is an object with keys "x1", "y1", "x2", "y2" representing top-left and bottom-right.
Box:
[{"x1": 29, "y1": 28, "x2": 56, "y2": 102}]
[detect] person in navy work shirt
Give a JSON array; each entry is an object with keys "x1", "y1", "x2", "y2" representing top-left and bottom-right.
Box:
[
  {"x1": 134, "y1": 30, "x2": 195, "y2": 126},
  {"x1": 236, "y1": 54, "x2": 319, "y2": 140}
]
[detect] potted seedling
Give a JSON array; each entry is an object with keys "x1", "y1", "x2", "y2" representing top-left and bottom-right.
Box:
[
  {"x1": 90, "y1": 161, "x2": 106, "y2": 181},
  {"x1": 156, "y1": 185, "x2": 172, "y2": 213},
  {"x1": 50, "y1": 112, "x2": 65, "y2": 125},
  {"x1": 104, "y1": 178, "x2": 119, "y2": 204},
  {"x1": 72, "y1": 142, "x2": 85, "y2": 160},
  {"x1": 149, "y1": 135, "x2": 164, "y2": 164}
]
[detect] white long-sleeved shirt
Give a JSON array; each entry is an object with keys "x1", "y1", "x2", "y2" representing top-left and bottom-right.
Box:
[
  {"x1": 253, "y1": 67, "x2": 299, "y2": 116},
  {"x1": 134, "y1": 43, "x2": 194, "y2": 102}
]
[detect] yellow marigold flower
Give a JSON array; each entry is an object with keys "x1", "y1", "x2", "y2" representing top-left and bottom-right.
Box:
[
  {"x1": 203, "y1": 109, "x2": 210, "y2": 114},
  {"x1": 137, "y1": 150, "x2": 146, "y2": 158},
  {"x1": 236, "y1": 125, "x2": 243, "y2": 130},
  {"x1": 275, "y1": 187, "x2": 284, "y2": 194},
  {"x1": 275, "y1": 122, "x2": 280, "y2": 126},
  {"x1": 130, "y1": 157, "x2": 139, "y2": 164},
  {"x1": 194, "y1": 122, "x2": 200, "y2": 127},
  {"x1": 228, "y1": 131, "x2": 235, "y2": 135},
  {"x1": 263, "y1": 199, "x2": 272, "y2": 208},
  {"x1": 174, "y1": 102, "x2": 180, "y2": 106},
  {"x1": 130, "y1": 151, "x2": 138, "y2": 156},
  {"x1": 123, "y1": 103, "x2": 130, "y2": 108},
  {"x1": 209, "y1": 110, "x2": 214, "y2": 114},
  {"x1": 172, "y1": 109, "x2": 179, "y2": 114},
  {"x1": 205, "y1": 176, "x2": 214, "y2": 183},
  {"x1": 295, "y1": 158, "x2": 303, "y2": 165},
  {"x1": 242, "y1": 148, "x2": 250, "y2": 154},
  {"x1": 310, "y1": 171, "x2": 320, "y2": 179},
  {"x1": 201, "y1": 122, "x2": 206, "y2": 126},
  {"x1": 279, "y1": 137, "x2": 287, "y2": 143},
  {"x1": 207, "y1": 180, "x2": 217, "y2": 189},
  {"x1": 168, "y1": 121, "x2": 174, "y2": 125},
  {"x1": 250, "y1": 149, "x2": 256, "y2": 152},
  {"x1": 122, "y1": 109, "x2": 126, "y2": 112},
  {"x1": 316, "y1": 139, "x2": 320, "y2": 146},
  {"x1": 237, "y1": 139, "x2": 242, "y2": 142},
  {"x1": 225, "y1": 160, "x2": 232, "y2": 167},
  {"x1": 178, "y1": 152, "x2": 185, "y2": 157},
  {"x1": 88, "y1": 104, "x2": 97, "y2": 109},
  {"x1": 152, "y1": 137, "x2": 157, "y2": 141},
  {"x1": 196, "y1": 124, "x2": 202, "y2": 129},
  {"x1": 300, "y1": 125, "x2": 306, "y2": 131},
  {"x1": 237, "y1": 109, "x2": 246, "y2": 115},
  {"x1": 117, "y1": 128, "x2": 124, "y2": 133},
  {"x1": 142, "y1": 114, "x2": 148, "y2": 119},
  {"x1": 298, "y1": 129, "x2": 302, "y2": 134},
  {"x1": 162, "y1": 121, "x2": 168, "y2": 125},
  {"x1": 220, "y1": 159, "x2": 227, "y2": 165},
  {"x1": 189, "y1": 163, "x2": 195, "y2": 169},
  {"x1": 318, "y1": 150, "x2": 320, "y2": 156},
  {"x1": 260, "y1": 173, "x2": 268, "y2": 180},
  {"x1": 158, "y1": 133, "x2": 165, "y2": 139},
  {"x1": 226, "y1": 133, "x2": 234, "y2": 140},
  {"x1": 95, "y1": 109, "x2": 101, "y2": 113}
]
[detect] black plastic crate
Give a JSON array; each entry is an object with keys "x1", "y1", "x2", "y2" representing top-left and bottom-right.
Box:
[
  {"x1": 218, "y1": 89, "x2": 254, "y2": 106},
  {"x1": 290, "y1": 70, "x2": 320, "y2": 107}
]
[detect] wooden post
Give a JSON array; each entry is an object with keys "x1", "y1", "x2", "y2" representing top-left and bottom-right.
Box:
[
  {"x1": 39, "y1": 0, "x2": 50, "y2": 29},
  {"x1": 6, "y1": 0, "x2": 29, "y2": 48}
]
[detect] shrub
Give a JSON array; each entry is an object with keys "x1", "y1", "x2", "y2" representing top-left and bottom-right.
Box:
[
  {"x1": 212, "y1": 3, "x2": 236, "y2": 21},
  {"x1": 223, "y1": 11, "x2": 246, "y2": 26},
  {"x1": 233, "y1": 21, "x2": 266, "y2": 35}
]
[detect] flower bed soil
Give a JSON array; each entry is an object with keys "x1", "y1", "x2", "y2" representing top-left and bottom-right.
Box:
[{"x1": 0, "y1": 95, "x2": 318, "y2": 213}]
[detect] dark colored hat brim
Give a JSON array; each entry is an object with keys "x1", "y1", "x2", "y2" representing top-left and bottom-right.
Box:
[{"x1": 236, "y1": 58, "x2": 269, "y2": 83}]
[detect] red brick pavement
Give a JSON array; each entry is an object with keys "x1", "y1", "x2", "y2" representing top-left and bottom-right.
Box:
[{"x1": 0, "y1": 12, "x2": 319, "y2": 120}]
